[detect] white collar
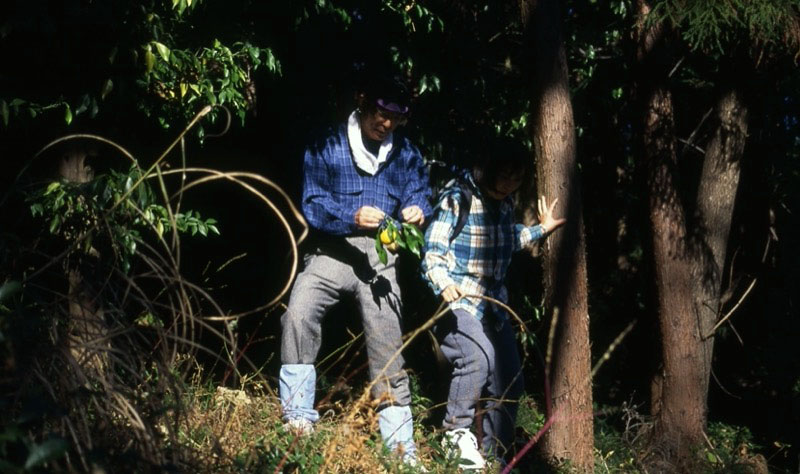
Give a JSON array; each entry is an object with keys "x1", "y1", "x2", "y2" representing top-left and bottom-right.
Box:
[{"x1": 346, "y1": 111, "x2": 393, "y2": 175}]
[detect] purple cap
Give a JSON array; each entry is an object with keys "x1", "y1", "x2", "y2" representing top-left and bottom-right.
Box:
[{"x1": 376, "y1": 98, "x2": 409, "y2": 115}]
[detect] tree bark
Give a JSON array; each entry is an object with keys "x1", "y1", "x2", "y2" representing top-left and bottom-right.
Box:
[
  {"x1": 58, "y1": 149, "x2": 109, "y2": 376},
  {"x1": 692, "y1": 87, "x2": 749, "y2": 392},
  {"x1": 521, "y1": 1, "x2": 594, "y2": 471},
  {"x1": 636, "y1": 1, "x2": 709, "y2": 468}
]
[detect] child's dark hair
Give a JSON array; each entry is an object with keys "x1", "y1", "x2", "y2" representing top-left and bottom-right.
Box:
[{"x1": 473, "y1": 136, "x2": 531, "y2": 187}]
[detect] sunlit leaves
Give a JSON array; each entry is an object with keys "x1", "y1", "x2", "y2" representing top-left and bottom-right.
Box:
[
  {"x1": 140, "y1": 37, "x2": 279, "y2": 135},
  {"x1": 153, "y1": 41, "x2": 171, "y2": 62},
  {"x1": 374, "y1": 217, "x2": 424, "y2": 265},
  {"x1": 172, "y1": 0, "x2": 201, "y2": 16},
  {"x1": 418, "y1": 74, "x2": 441, "y2": 95},
  {"x1": 101, "y1": 79, "x2": 114, "y2": 100},
  {"x1": 382, "y1": 1, "x2": 444, "y2": 33},
  {"x1": 64, "y1": 104, "x2": 73, "y2": 125}
]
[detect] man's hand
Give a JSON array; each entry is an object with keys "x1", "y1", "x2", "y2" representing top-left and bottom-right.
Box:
[
  {"x1": 354, "y1": 206, "x2": 386, "y2": 230},
  {"x1": 401, "y1": 205, "x2": 425, "y2": 226},
  {"x1": 538, "y1": 196, "x2": 566, "y2": 233},
  {"x1": 441, "y1": 285, "x2": 464, "y2": 303}
]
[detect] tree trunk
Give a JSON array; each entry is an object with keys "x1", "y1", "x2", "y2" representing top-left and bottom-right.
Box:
[
  {"x1": 521, "y1": 1, "x2": 594, "y2": 471},
  {"x1": 636, "y1": 1, "x2": 707, "y2": 468},
  {"x1": 692, "y1": 87, "x2": 749, "y2": 393},
  {"x1": 58, "y1": 149, "x2": 109, "y2": 377}
]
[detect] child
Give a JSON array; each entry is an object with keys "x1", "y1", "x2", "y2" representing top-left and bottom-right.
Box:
[{"x1": 421, "y1": 138, "x2": 565, "y2": 469}]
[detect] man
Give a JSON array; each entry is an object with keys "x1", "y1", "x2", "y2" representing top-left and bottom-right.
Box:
[{"x1": 279, "y1": 75, "x2": 431, "y2": 464}]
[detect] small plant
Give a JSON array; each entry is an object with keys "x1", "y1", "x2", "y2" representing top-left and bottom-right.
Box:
[
  {"x1": 374, "y1": 217, "x2": 425, "y2": 264},
  {"x1": 700, "y1": 421, "x2": 768, "y2": 473},
  {"x1": 593, "y1": 409, "x2": 641, "y2": 474},
  {"x1": 516, "y1": 394, "x2": 546, "y2": 437},
  {"x1": 28, "y1": 164, "x2": 219, "y2": 272}
]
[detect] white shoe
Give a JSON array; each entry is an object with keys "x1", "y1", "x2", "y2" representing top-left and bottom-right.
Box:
[
  {"x1": 283, "y1": 417, "x2": 314, "y2": 435},
  {"x1": 442, "y1": 428, "x2": 486, "y2": 470}
]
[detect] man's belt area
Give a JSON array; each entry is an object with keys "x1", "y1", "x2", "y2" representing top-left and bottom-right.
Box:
[{"x1": 303, "y1": 231, "x2": 379, "y2": 282}]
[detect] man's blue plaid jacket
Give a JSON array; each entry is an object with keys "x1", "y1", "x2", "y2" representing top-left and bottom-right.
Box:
[{"x1": 302, "y1": 123, "x2": 432, "y2": 235}]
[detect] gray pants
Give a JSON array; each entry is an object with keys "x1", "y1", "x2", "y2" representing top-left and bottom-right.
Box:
[
  {"x1": 281, "y1": 235, "x2": 411, "y2": 407},
  {"x1": 437, "y1": 308, "x2": 524, "y2": 457}
]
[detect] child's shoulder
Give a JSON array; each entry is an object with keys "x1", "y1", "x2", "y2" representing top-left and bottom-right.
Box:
[{"x1": 437, "y1": 180, "x2": 472, "y2": 208}]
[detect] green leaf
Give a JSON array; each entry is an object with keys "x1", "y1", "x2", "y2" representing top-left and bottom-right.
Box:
[
  {"x1": 24, "y1": 438, "x2": 68, "y2": 469},
  {"x1": 406, "y1": 238, "x2": 421, "y2": 258},
  {"x1": 44, "y1": 181, "x2": 61, "y2": 195},
  {"x1": 375, "y1": 235, "x2": 388, "y2": 265},
  {"x1": 74, "y1": 94, "x2": 90, "y2": 115},
  {"x1": 402, "y1": 222, "x2": 424, "y2": 242},
  {"x1": 101, "y1": 78, "x2": 114, "y2": 100},
  {"x1": 153, "y1": 41, "x2": 171, "y2": 62},
  {"x1": 0, "y1": 281, "x2": 22, "y2": 303},
  {"x1": 64, "y1": 104, "x2": 72, "y2": 125},
  {"x1": 29, "y1": 202, "x2": 43, "y2": 217},
  {"x1": 49, "y1": 215, "x2": 61, "y2": 234},
  {"x1": 144, "y1": 49, "x2": 156, "y2": 73}
]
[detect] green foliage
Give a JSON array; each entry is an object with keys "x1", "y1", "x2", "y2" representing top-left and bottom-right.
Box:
[
  {"x1": 407, "y1": 372, "x2": 433, "y2": 425},
  {"x1": 516, "y1": 394, "x2": 546, "y2": 437},
  {"x1": 700, "y1": 422, "x2": 762, "y2": 471},
  {"x1": 374, "y1": 217, "x2": 424, "y2": 265},
  {"x1": 27, "y1": 165, "x2": 219, "y2": 273},
  {"x1": 171, "y1": 0, "x2": 202, "y2": 16},
  {"x1": 382, "y1": 1, "x2": 445, "y2": 34},
  {"x1": 0, "y1": 0, "x2": 279, "y2": 136},
  {"x1": 140, "y1": 38, "x2": 280, "y2": 136},
  {"x1": 652, "y1": 0, "x2": 800, "y2": 54},
  {"x1": 593, "y1": 413, "x2": 641, "y2": 473}
]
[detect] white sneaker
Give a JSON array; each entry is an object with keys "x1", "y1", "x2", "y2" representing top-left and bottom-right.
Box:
[
  {"x1": 442, "y1": 428, "x2": 486, "y2": 470},
  {"x1": 283, "y1": 417, "x2": 314, "y2": 435}
]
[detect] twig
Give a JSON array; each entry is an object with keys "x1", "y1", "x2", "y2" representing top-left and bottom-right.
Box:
[
  {"x1": 591, "y1": 319, "x2": 637, "y2": 378},
  {"x1": 544, "y1": 307, "x2": 559, "y2": 416},
  {"x1": 704, "y1": 276, "x2": 757, "y2": 338},
  {"x1": 668, "y1": 56, "x2": 685, "y2": 78},
  {"x1": 704, "y1": 234, "x2": 771, "y2": 339}
]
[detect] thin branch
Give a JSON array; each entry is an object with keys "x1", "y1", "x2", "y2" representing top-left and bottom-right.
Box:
[
  {"x1": 591, "y1": 320, "x2": 637, "y2": 378},
  {"x1": 704, "y1": 276, "x2": 757, "y2": 338}
]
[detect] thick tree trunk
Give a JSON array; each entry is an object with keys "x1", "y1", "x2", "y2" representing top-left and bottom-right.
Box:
[
  {"x1": 521, "y1": 1, "x2": 594, "y2": 471},
  {"x1": 692, "y1": 88, "x2": 749, "y2": 392},
  {"x1": 643, "y1": 85, "x2": 707, "y2": 465},
  {"x1": 636, "y1": 1, "x2": 708, "y2": 468}
]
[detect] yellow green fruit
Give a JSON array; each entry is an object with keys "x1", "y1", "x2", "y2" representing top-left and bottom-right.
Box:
[{"x1": 379, "y1": 228, "x2": 396, "y2": 245}]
